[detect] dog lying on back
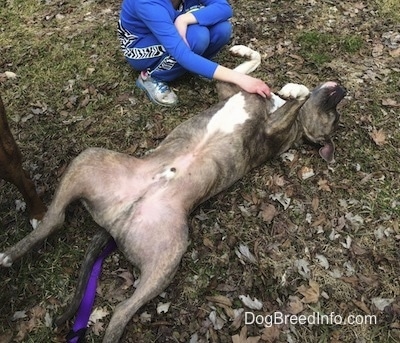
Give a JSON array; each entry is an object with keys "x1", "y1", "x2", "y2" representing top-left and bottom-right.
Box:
[
  {"x1": 0, "y1": 46, "x2": 345, "y2": 342},
  {"x1": 0, "y1": 95, "x2": 46, "y2": 226}
]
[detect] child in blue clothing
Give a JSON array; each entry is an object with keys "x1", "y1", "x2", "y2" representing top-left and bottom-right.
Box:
[{"x1": 119, "y1": 0, "x2": 270, "y2": 106}]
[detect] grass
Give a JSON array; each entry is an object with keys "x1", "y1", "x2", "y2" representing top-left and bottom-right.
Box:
[
  {"x1": 377, "y1": 0, "x2": 400, "y2": 22},
  {"x1": 1, "y1": 0, "x2": 400, "y2": 342},
  {"x1": 296, "y1": 31, "x2": 364, "y2": 67}
]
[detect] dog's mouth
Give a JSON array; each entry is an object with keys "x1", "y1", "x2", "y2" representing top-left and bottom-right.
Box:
[
  {"x1": 303, "y1": 82, "x2": 346, "y2": 163},
  {"x1": 318, "y1": 139, "x2": 335, "y2": 163}
]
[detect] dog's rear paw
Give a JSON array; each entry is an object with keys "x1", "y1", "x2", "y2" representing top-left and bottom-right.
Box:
[
  {"x1": 230, "y1": 45, "x2": 260, "y2": 61},
  {"x1": 278, "y1": 83, "x2": 310, "y2": 100},
  {"x1": 30, "y1": 218, "x2": 41, "y2": 229},
  {"x1": 0, "y1": 253, "x2": 13, "y2": 267}
]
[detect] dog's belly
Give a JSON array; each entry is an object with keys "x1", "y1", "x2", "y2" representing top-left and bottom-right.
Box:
[{"x1": 95, "y1": 148, "x2": 223, "y2": 230}]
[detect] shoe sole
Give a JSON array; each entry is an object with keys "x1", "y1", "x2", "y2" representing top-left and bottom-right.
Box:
[{"x1": 136, "y1": 78, "x2": 178, "y2": 107}]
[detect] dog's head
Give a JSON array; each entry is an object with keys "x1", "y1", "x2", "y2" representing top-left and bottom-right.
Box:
[{"x1": 299, "y1": 82, "x2": 346, "y2": 163}]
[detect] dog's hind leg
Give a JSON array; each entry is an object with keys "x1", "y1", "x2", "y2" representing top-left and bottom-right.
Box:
[
  {"x1": 216, "y1": 45, "x2": 262, "y2": 100},
  {"x1": 230, "y1": 45, "x2": 261, "y2": 75},
  {"x1": 101, "y1": 221, "x2": 189, "y2": 343}
]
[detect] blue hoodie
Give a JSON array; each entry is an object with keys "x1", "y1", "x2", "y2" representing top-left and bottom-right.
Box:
[{"x1": 119, "y1": 0, "x2": 233, "y2": 79}]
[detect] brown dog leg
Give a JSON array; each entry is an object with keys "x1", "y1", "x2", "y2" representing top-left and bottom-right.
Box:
[{"x1": 0, "y1": 95, "x2": 46, "y2": 224}]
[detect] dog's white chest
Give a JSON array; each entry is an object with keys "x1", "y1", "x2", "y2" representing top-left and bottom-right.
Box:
[{"x1": 206, "y1": 92, "x2": 249, "y2": 135}]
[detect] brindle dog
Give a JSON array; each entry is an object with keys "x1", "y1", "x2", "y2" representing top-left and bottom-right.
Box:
[{"x1": 0, "y1": 46, "x2": 346, "y2": 342}]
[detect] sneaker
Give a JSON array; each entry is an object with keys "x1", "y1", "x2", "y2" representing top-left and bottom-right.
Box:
[{"x1": 136, "y1": 71, "x2": 178, "y2": 106}]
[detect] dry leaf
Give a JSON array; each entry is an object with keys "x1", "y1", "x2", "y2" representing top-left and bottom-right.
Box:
[
  {"x1": 370, "y1": 129, "x2": 387, "y2": 146},
  {"x1": 382, "y1": 98, "x2": 399, "y2": 107},
  {"x1": 230, "y1": 308, "x2": 244, "y2": 330},
  {"x1": 299, "y1": 166, "x2": 315, "y2": 180},
  {"x1": 140, "y1": 311, "x2": 152, "y2": 323},
  {"x1": 232, "y1": 326, "x2": 247, "y2": 343},
  {"x1": 389, "y1": 47, "x2": 400, "y2": 58},
  {"x1": 5, "y1": 71, "x2": 18, "y2": 79},
  {"x1": 206, "y1": 295, "x2": 233, "y2": 307},
  {"x1": 12, "y1": 311, "x2": 27, "y2": 321},
  {"x1": 232, "y1": 326, "x2": 260, "y2": 343},
  {"x1": 209, "y1": 310, "x2": 226, "y2": 330},
  {"x1": 272, "y1": 174, "x2": 286, "y2": 187},
  {"x1": 203, "y1": 237, "x2": 214, "y2": 249},
  {"x1": 317, "y1": 178, "x2": 331, "y2": 192},
  {"x1": 269, "y1": 192, "x2": 291, "y2": 210},
  {"x1": 260, "y1": 203, "x2": 278, "y2": 223},
  {"x1": 297, "y1": 280, "x2": 320, "y2": 303},
  {"x1": 351, "y1": 242, "x2": 367, "y2": 255},
  {"x1": 91, "y1": 320, "x2": 105, "y2": 336},
  {"x1": 157, "y1": 302, "x2": 171, "y2": 314},
  {"x1": 315, "y1": 254, "x2": 330, "y2": 269},
  {"x1": 239, "y1": 295, "x2": 263, "y2": 310},
  {"x1": 294, "y1": 259, "x2": 310, "y2": 278},
  {"x1": 235, "y1": 244, "x2": 257, "y2": 264},
  {"x1": 15, "y1": 318, "x2": 36, "y2": 342},
  {"x1": 260, "y1": 325, "x2": 281, "y2": 342},
  {"x1": 311, "y1": 196, "x2": 319, "y2": 211},
  {"x1": 352, "y1": 299, "x2": 371, "y2": 314},
  {"x1": 340, "y1": 275, "x2": 358, "y2": 287},
  {"x1": 89, "y1": 307, "x2": 109, "y2": 325},
  {"x1": 287, "y1": 295, "x2": 304, "y2": 315},
  {"x1": 0, "y1": 332, "x2": 12, "y2": 343},
  {"x1": 372, "y1": 42, "x2": 384, "y2": 57},
  {"x1": 117, "y1": 269, "x2": 134, "y2": 289},
  {"x1": 371, "y1": 297, "x2": 394, "y2": 311}
]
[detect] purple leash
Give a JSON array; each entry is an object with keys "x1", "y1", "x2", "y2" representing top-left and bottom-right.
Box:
[{"x1": 67, "y1": 239, "x2": 117, "y2": 343}]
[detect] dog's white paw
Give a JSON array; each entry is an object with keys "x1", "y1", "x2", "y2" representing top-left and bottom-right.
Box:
[
  {"x1": 30, "y1": 218, "x2": 40, "y2": 230},
  {"x1": 0, "y1": 253, "x2": 13, "y2": 267},
  {"x1": 230, "y1": 45, "x2": 260, "y2": 61},
  {"x1": 278, "y1": 83, "x2": 310, "y2": 100}
]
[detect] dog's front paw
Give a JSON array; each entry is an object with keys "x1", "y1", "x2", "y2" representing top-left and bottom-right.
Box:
[
  {"x1": 0, "y1": 253, "x2": 13, "y2": 267},
  {"x1": 230, "y1": 45, "x2": 260, "y2": 61},
  {"x1": 278, "y1": 83, "x2": 310, "y2": 100}
]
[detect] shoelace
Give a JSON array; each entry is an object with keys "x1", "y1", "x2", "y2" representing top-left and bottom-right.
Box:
[{"x1": 151, "y1": 78, "x2": 169, "y2": 94}]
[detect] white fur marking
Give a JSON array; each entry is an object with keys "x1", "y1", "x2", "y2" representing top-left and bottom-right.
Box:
[
  {"x1": 278, "y1": 83, "x2": 310, "y2": 100},
  {"x1": 30, "y1": 218, "x2": 39, "y2": 229},
  {"x1": 0, "y1": 253, "x2": 12, "y2": 267},
  {"x1": 270, "y1": 93, "x2": 287, "y2": 112},
  {"x1": 207, "y1": 93, "x2": 249, "y2": 135}
]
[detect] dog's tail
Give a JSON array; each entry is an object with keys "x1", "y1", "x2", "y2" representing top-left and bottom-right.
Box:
[{"x1": 55, "y1": 229, "x2": 112, "y2": 326}]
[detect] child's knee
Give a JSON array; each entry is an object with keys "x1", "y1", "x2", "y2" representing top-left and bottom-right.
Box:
[
  {"x1": 211, "y1": 21, "x2": 232, "y2": 46},
  {"x1": 187, "y1": 25, "x2": 210, "y2": 55}
]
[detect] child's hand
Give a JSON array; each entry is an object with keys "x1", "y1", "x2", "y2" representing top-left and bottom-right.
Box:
[{"x1": 240, "y1": 75, "x2": 271, "y2": 98}]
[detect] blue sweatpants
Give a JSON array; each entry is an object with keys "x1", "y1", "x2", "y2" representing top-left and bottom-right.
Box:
[{"x1": 125, "y1": 21, "x2": 232, "y2": 82}]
